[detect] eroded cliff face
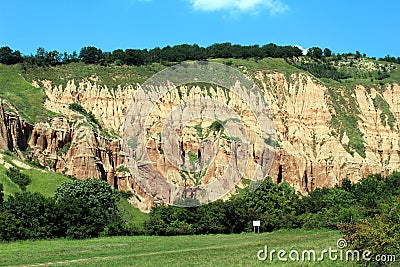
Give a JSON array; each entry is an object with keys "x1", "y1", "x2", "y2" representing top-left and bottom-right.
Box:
[
  {"x1": 1, "y1": 69, "x2": 399, "y2": 210},
  {"x1": 0, "y1": 101, "x2": 32, "y2": 153},
  {"x1": 25, "y1": 116, "x2": 153, "y2": 211},
  {"x1": 40, "y1": 79, "x2": 136, "y2": 133},
  {"x1": 258, "y1": 73, "x2": 400, "y2": 191}
]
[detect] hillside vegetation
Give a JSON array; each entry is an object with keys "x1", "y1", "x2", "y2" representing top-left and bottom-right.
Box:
[
  {"x1": 0, "y1": 44, "x2": 400, "y2": 263},
  {"x1": 0, "y1": 44, "x2": 399, "y2": 138},
  {"x1": 0, "y1": 152, "x2": 70, "y2": 198},
  {"x1": 0, "y1": 64, "x2": 58, "y2": 122},
  {"x1": 0, "y1": 54, "x2": 394, "y2": 163}
]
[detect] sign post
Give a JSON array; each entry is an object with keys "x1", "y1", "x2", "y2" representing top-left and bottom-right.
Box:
[{"x1": 253, "y1": 220, "x2": 260, "y2": 233}]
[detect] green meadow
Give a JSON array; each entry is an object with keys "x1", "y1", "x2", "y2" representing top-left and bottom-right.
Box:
[{"x1": 0, "y1": 229, "x2": 357, "y2": 267}]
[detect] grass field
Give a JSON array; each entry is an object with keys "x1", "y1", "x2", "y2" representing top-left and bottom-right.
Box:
[
  {"x1": 0, "y1": 64, "x2": 59, "y2": 123},
  {"x1": 20, "y1": 62, "x2": 166, "y2": 90},
  {"x1": 23, "y1": 168, "x2": 72, "y2": 198},
  {"x1": 0, "y1": 164, "x2": 21, "y2": 198},
  {"x1": 0, "y1": 153, "x2": 71, "y2": 198},
  {"x1": 0, "y1": 229, "x2": 358, "y2": 267}
]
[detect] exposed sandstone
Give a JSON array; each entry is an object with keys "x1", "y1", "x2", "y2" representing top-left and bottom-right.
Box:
[{"x1": 1, "y1": 69, "x2": 399, "y2": 211}]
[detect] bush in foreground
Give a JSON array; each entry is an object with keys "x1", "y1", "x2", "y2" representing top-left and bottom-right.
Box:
[
  {"x1": 0, "y1": 179, "x2": 124, "y2": 240},
  {"x1": 341, "y1": 198, "x2": 400, "y2": 265},
  {"x1": 55, "y1": 179, "x2": 123, "y2": 238}
]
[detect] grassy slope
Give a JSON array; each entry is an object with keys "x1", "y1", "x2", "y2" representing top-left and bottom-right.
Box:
[
  {"x1": 23, "y1": 168, "x2": 71, "y2": 198},
  {"x1": 0, "y1": 229, "x2": 354, "y2": 267},
  {"x1": 21, "y1": 61, "x2": 166, "y2": 89},
  {"x1": 0, "y1": 153, "x2": 71, "y2": 198},
  {"x1": 210, "y1": 57, "x2": 302, "y2": 78},
  {"x1": 118, "y1": 198, "x2": 148, "y2": 230},
  {"x1": 0, "y1": 164, "x2": 21, "y2": 198},
  {"x1": 0, "y1": 167, "x2": 72, "y2": 199},
  {"x1": 0, "y1": 64, "x2": 58, "y2": 123},
  {"x1": 0, "y1": 153, "x2": 147, "y2": 231}
]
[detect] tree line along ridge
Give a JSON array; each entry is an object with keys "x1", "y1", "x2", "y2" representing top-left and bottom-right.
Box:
[{"x1": 1, "y1": 43, "x2": 399, "y2": 67}]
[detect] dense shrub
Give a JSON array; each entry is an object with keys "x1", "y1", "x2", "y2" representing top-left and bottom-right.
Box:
[
  {"x1": 2, "y1": 192, "x2": 59, "y2": 239},
  {"x1": 341, "y1": 199, "x2": 400, "y2": 265},
  {"x1": 295, "y1": 61, "x2": 351, "y2": 80},
  {"x1": 6, "y1": 167, "x2": 31, "y2": 190},
  {"x1": 55, "y1": 179, "x2": 123, "y2": 239},
  {"x1": 0, "y1": 212, "x2": 25, "y2": 241},
  {"x1": 68, "y1": 103, "x2": 100, "y2": 127},
  {"x1": 0, "y1": 179, "x2": 126, "y2": 241}
]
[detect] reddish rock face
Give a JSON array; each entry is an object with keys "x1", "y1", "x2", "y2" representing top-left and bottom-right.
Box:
[
  {"x1": 0, "y1": 100, "x2": 32, "y2": 152},
  {"x1": 1, "y1": 70, "x2": 399, "y2": 211},
  {"x1": 25, "y1": 116, "x2": 154, "y2": 211}
]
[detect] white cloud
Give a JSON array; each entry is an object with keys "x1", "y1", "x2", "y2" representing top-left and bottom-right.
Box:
[
  {"x1": 190, "y1": 0, "x2": 288, "y2": 14},
  {"x1": 295, "y1": 45, "x2": 308, "y2": 55}
]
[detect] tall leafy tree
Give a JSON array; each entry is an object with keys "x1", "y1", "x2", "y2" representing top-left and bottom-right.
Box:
[
  {"x1": 307, "y1": 47, "x2": 323, "y2": 59},
  {"x1": 54, "y1": 179, "x2": 122, "y2": 238},
  {"x1": 112, "y1": 49, "x2": 126, "y2": 65},
  {"x1": 323, "y1": 48, "x2": 332, "y2": 57},
  {"x1": 0, "y1": 46, "x2": 23, "y2": 64},
  {"x1": 243, "y1": 178, "x2": 301, "y2": 231},
  {"x1": 2, "y1": 191, "x2": 59, "y2": 239},
  {"x1": 125, "y1": 49, "x2": 146, "y2": 66},
  {"x1": 79, "y1": 46, "x2": 104, "y2": 64}
]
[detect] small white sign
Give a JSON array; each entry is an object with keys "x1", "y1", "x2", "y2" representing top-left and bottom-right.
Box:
[{"x1": 253, "y1": 220, "x2": 260, "y2": 227}]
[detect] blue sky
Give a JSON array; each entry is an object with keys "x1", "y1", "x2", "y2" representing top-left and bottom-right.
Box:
[{"x1": 0, "y1": 0, "x2": 399, "y2": 58}]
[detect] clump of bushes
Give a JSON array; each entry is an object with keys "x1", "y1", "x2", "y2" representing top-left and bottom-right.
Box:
[
  {"x1": 0, "y1": 179, "x2": 125, "y2": 240},
  {"x1": 6, "y1": 167, "x2": 31, "y2": 190}
]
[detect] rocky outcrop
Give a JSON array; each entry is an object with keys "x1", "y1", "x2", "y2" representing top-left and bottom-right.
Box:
[
  {"x1": 1, "y1": 68, "x2": 399, "y2": 210},
  {"x1": 38, "y1": 74, "x2": 400, "y2": 197},
  {"x1": 0, "y1": 99, "x2": 32, "y2": 153},
  {"x1": 0, "y1": 100, "x2": 152, "y2": 210},
  {"x1": 259, "y1": 73, "x2": 400, "y2": 192},
  {"x1": 25, "y1": 116, "x2": 153, "y2": 211},
  {"x1": 40, "y1": 79, "x2": 135, "y2": 133}
]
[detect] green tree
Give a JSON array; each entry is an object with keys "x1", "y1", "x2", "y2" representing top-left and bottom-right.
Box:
[
  {"x1": 2, "y1": 191, "x2": 59, "y2": 239},
  {"x1": 323, "y1": 48, "x2": 332, "y2": 57},
  {"x1": 111, "y1": 49, "x2": 126, "y2": 65},
  {"x1": 0, "y1": 46, "x2": 23, "y2": 64},
  {"x1": 207, "y1": 42, "x2": 232, "y2": 58},
  {"x1": 54, "y1": 179, "x2": 122, "y2": 238},
  {"x1": 27, "y1": 47, "x2": 43, "y2": 67},
  {"x1": 196, "y1": 200, "x2": 228, "y2": 234},
  {"x1": 243, "y1": 178, "x2": 301, "y2": 231},
  {"x1": 353, "y1": 174, "x2": 385, "y2": 212},
  {"x1": 307, "y1": 47, "x2": 323, "y2": 59},
  {"x1": 46, "y1": 50, "x2": 62, "y2": 66},
  {"x1": 125, "y1": 49, "x2": 146, "y2": 66},
  {"x1": 79, "y1": 46, "x2": 104, "y2": 64}
]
